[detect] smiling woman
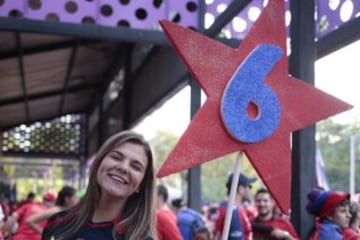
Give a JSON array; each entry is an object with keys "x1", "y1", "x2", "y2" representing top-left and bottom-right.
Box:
[
  {"x1": 96, "y1": 142, "x2": 148, "y2": 199},
  {"x1": 42, "y1": 131, "x2": 156, "y2": 240}
]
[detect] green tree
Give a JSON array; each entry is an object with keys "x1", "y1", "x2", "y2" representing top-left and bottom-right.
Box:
[
  {"x1": 150, "y1": 131, "x2": 184, "y2": 191},
  {"x1": 201, "y1": 153, "x2": 260, "y2": 203},
  {"x1": 316, "y1": 118, "x2": 360, "y2": 192},
  {"x1": 150, "y1": 131, "x2": 260, "y2": 203}
]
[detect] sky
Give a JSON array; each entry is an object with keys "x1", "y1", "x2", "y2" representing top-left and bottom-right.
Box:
[
  {"x1": 315, "y1": 40, "x2": 360, "y2": 123},
  {"x1": 133, "y1": 39, "x2": 360, "y2": 140}
]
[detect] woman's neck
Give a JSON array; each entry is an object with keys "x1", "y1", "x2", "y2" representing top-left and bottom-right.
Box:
[{"x1": 92, "y1": 195, "x2": 126, "y2": 223}]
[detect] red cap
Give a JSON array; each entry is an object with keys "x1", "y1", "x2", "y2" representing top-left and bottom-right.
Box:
[
  {"x1": 306, "y1": 188, "x2": 350, "y2": 218},
  {"x1": 43, "y1": 192, "x2": 56, "y2": 202},
  {"x1": 320, "y1": 191, "x2": 350, "y2": 218}
]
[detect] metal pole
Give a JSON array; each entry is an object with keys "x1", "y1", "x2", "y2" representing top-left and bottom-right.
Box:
[
  {"x1": 350, "y1": 136, "x2": 355, "y2": 196},
  {"x1": 187, "y1": 78, "x2": 202, "y2": 211},
  {"x1": 289, "y1": 0, "x2": 316, "y2": 237}
]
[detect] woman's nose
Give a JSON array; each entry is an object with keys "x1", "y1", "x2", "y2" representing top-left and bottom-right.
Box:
[{"x1": 117, "y1": 160, "x2": 130, "y2": 173}]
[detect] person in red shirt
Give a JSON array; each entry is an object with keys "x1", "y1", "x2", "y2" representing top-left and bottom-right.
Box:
[
  {"x1": 17, "y1": 192, "x2": 35, "y2": 208},
  {"x1": 156, "y1": 184, "x2": 182, "y2": 240},
  {"x1": 4, "y1": 192, "x2": 56, "y2": 240},
  {"x1": 26, "y1": 186, "x2": 78, "y2": 234},
  {"x1": 251, "y1": 188, "x2": 299, "y2": 240},
  {"x1": 214, "y1": 173, "x2": 255, "y2": 240}
]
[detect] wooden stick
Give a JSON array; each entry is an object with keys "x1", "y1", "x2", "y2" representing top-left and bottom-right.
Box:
[{"x1": 221, "y1": 151, "x2": 243, "y2": 240}]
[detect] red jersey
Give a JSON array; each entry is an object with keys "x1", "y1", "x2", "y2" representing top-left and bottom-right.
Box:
[
  {"x1": 12, "y1": 202, "x2": 50, "y2": 240},
  {"x1": 251, "y1": 215, "x2": 299, "y2": 240},
  {"x1": 214, "y1": 201, "x2": 252, "y2": 240},
  {"x1": 343, "y1": 227, "x2": 360, "y2": 240},
  {"x1": 156, "y1": 208, "x2": 182, "y2": 240},
  {"x1": 244, "y1": 203, "x2": 258, "y2": 222}
]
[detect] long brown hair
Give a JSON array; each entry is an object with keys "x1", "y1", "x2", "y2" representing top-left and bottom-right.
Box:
[{"x1": 46, "y1": 131, "x2": 156, "y2": 240}]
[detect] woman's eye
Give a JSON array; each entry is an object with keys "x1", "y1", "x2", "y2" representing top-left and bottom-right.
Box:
[
  {"x1": 131, "y1": 164, "x2": 143, "y2": 172},
  {"x1": 110, "y1": 154, "x2": 122, "y2": 160}
]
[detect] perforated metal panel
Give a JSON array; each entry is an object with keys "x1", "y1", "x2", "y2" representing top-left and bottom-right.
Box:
[
  {"x1": 0, "y1": 0, "x2": 199, "y2": 29},
  {"x1": 1, "y1": 114, "x2": 86, "y2": 158},
  {"x1": 0, "y1": 0, "x2": 359, "y2": 40}
]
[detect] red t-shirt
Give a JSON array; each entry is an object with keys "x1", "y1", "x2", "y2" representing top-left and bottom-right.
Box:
[
  {"x1": 12, "y1": 202, "x2": 50, "y2": 240},
  {"x1": 343, "y1": 227, "x2": 360, "y2": 240},
  {"x1": 156, "y1": 208, "x2": 182, "y2": 240},
  {"x1": 214, "y1": 201, "x2": 252, "y2": 240},
  {"x1": 251, "y1": 215, "x2": 299, "y2": 239}
]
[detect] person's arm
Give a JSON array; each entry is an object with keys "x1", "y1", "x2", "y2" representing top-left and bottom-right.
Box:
[
  {"x1": 276, "y1": 218, "x2": 300, "y2": 240},
  {"x1": 26, "y1": 207, "x2": 60, "y2": 234},
  {"x1": 0, "y1": 205, "x2": 5, "y2": 231},
  {"x1": 252, "y1": 223, "x2": 294, "y2": 239},
  {"x1": 270, "y1": 228, "x2": 296, "y2": 240},
  {"x1": 2, "y1": 212, "x2": 19, "y2": 232},
  {"x1": 213, "y1": 208, "x2": 225, "y2": 239},
  {"x1": 251, "y1": 223, "x2": 274, "y2": 233}
]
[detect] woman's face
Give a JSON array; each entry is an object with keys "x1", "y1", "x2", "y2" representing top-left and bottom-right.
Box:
[
  {"x1": 65, "y1": 194, "x2": 79, "y2": 208},
  {"x1": 330, "y1": 204, "x2": 351, "y2": 228},
  {"x1": 97, "y1": 142, "x2": 148, "y2": 199}
]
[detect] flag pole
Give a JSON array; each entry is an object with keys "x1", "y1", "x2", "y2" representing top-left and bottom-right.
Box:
[
  {"x1": 350, "y1": 136, "x2": 356, "y2": 196},
  {"x1": 222, "y1": 151, "x2": 243, "y2": 240}
]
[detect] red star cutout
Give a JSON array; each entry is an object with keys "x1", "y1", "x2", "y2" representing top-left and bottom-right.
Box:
[{"x1": 157, "y1": 0, "x2": 352, "y2": 212}]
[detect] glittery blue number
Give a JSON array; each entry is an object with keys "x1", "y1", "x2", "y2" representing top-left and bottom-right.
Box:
[{"x1": 221, "y1": 44, "x2": 283, "y2": 143}]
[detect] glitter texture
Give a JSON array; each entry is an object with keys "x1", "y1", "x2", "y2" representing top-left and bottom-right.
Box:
[{"x1": 221, "y1": 44, "x2": 283, "y2": 143}]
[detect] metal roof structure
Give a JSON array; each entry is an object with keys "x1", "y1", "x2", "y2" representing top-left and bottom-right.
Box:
[
  {"x1": 1, "y1": 0, "x2": 360, "y2": 237},
  {"x1": 1, "y1": 0, "x2": 359, "y2": 130}
]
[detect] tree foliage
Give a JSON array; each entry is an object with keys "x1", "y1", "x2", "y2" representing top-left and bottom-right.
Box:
[
  {"x1": 201, "y1": 153, "x2": 261, "y2": 203},
  {"x1": 150, "y1": 131, "x2": 184, "y2": 191},
  {"x1": 149, "y1": 118, "x2": 360, "y2": 204},
  {"x1": 149, "y1": 131, "x2": 260, "y2": 203},
  {"x1": 1, "y1": 157, "x2": 78, "y2": 200},
  {"x1": 316, "y1": 118, "x2": 360, "y2": 192}
]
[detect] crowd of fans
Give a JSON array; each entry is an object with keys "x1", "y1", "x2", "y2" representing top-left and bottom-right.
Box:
[
  {"x1": 0, "y1": 186, "x2": 79, "y2": 240},
  {"x1": 0, "y1": 175, "x2": 358, "y2": 240},
  {"x1": 0, "y1": 131, "x2": 358, "y2": 240},
  {"x1": 0, "y1": 176, "x2": 357, "y2": 240},
  {"x1": 151, "y1": 173, "x2": 359, "y2": 240},
  {"x1": 153, "y1": 172, "x2": 360, "y2": 240}
]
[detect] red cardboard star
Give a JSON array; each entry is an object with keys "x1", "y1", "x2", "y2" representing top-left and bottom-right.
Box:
[{"x1": 157, "y1": 0, "x2": 352, "y2": 212}]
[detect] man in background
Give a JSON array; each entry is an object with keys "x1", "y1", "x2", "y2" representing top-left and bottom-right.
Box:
[
  {"x1": 251, "y1": 188, "x2": 299, "y2": 240},
  {"x1": 214, "y1": 173, "x2": 256, "y2": 240}
]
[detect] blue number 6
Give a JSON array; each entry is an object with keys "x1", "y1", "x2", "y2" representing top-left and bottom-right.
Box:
[{"x1": 221, "y1": 44, "x2": 283, "y2": 143}]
